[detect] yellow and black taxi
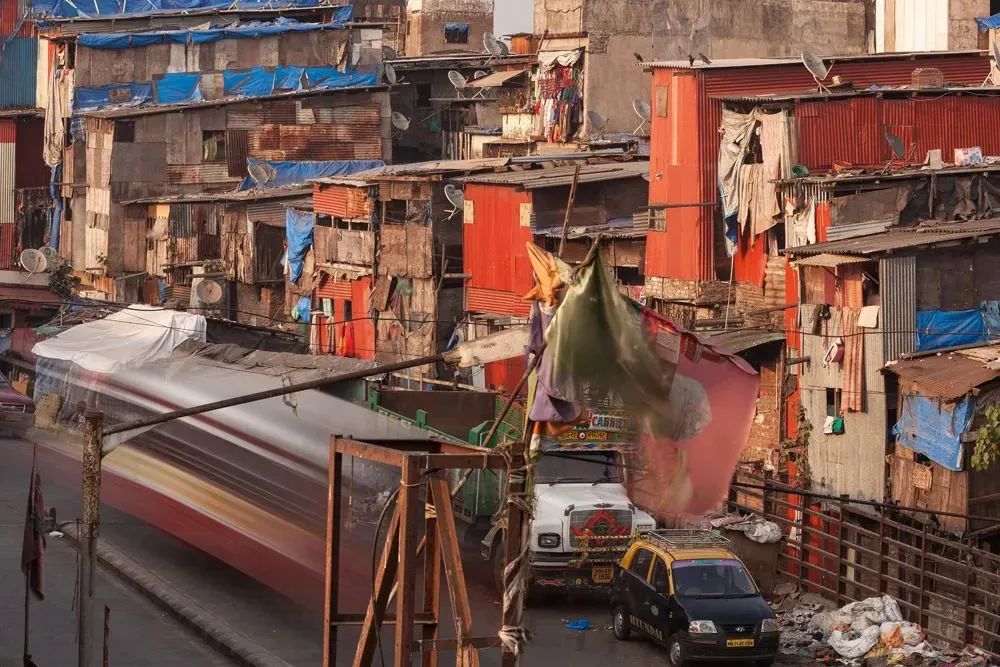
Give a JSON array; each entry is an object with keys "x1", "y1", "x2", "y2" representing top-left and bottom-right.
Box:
[{"x1": 609, "y1": 530, "x2": 780, "y2": 666}]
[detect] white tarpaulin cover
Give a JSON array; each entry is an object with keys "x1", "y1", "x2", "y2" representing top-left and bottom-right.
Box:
[{"x1": 33, "y1": 305, "x2": 207, "y2": 373}]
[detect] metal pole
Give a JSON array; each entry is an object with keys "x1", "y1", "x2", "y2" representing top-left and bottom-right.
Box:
[
  {"x1": 79, "y1": 411, "x2": 104, "y2": 667},
  {"x1": 23, "y1": 572, "x2": 30, "y2": 666}
]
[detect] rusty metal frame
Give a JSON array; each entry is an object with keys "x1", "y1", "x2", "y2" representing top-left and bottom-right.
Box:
[{"x1": 323, "y1": 436, "x2": 527, "y2": 667}]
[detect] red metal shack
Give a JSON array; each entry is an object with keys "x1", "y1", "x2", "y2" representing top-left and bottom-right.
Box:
[{"x1": 460, "y1": 161, "x2": 649, "y2": 391}]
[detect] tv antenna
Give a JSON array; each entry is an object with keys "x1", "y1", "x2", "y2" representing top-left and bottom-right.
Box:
[
  {"x1": 801, "y1": 51, "x2": 831, "y2": 94},
  {"x1": 247, "y1": 161, "x2": 277, "y2": 190},
  {"x1": 443, "y1": 184, "x2": 465, "y2": 220},
  {"x1": 632, "y1": 99, "x2": 651, "y2": 135},
  {"x1": 391, "y1": 111, "x2": 411, "y2": 137},
  {"x1": 448, "y1": 70, "x2": 468, "y2": 98},
  {"x1": 19, "y1": 248, "x2": 47, "y2": 276},
  {"x1": 586, "y1": 110, "x2": 608, "y2": 141},
  {"x1": 483, "y1": 32, "x2": 504, "y2": 65}
]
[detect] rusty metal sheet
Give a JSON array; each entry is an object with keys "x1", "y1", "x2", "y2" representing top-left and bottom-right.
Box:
[
  {"x1": 226, "y1": 128, "x2": 249, "y2": 178},
  {"x1": 883, "y1": 350, "x2": 1000, "y2": 400}
]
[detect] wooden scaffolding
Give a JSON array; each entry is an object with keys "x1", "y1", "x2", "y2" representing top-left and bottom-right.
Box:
[{"x1": 322, "y1": 436, "x2": 528, "y2": 667}]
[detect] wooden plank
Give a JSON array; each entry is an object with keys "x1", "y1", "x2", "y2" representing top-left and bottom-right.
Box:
[
  {"x1": 501, "y1": 443, "x2": 527, "y2": 667},
  {"x1": 421, "y1": 492, "x2": 441, "y2": 667},
  {"x1": 353, "y1": 505, "x2": 401, "y2": 667},
  {"x1": 322, "y1": 446, "x2": 343, "y2": 667},
  {"x1": 394, "y1": 457, "x2": 422, "y2": 667},
  {"x1": 333, "y1": 438, "x2": 408, "y2": 467},
  {"x1": 429, "y1": 475, "x2": 478, "y2": 667},
  {"x1": 183, "y1": 112, "x2": 202, "y2": 165}
]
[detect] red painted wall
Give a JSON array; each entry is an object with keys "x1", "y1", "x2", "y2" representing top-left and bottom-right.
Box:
[{"x1": 313, "y1": 275, "x2": 375, "y2": 360}]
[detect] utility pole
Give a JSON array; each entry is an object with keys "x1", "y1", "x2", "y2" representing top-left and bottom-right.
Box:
[{"x1": 79, "y1": 411, "x2": 104, "y2": 667}]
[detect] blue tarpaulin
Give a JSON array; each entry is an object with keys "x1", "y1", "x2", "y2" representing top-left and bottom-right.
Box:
[
  {"x1": 238, "y1": 159, "x2": 384, "y2": 190},
  {"x1": 33, "y1": 0, "x2": 350, "y2": 21},
  {"x1": 155, "y1": 72, "x2": 203, "y2": 104},
  {"x1": 223, "y1": 65, "x2": 377, "y2": 97},
  {"x1": 915, "y1": 309, "x2": 988, "y2": 351},
  {"x1": 74, "y1": 82, "x2": 154, "y2": 110},
  {"x1": 977, "y1": 13, "x2": 1000, "y2": 31},
  {"x1": 76, "y1": 16, "x2": 349, "y2": 48},
  {"x1": 892, "y1": 394, "x2": 974, "y2": 471},
  {"x1": 286, "y1": 208, "x2": 315, "y2": 284}
]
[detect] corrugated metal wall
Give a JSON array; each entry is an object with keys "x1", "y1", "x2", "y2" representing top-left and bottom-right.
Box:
[
  {"x1": 0, "y1": 121, "x2": 14, "y2": 226},
  {"x1": 463, "y1": 183, "x2": 534, "y2": 299},
  {"x1": 313, "y1": 183, "x2": 373, "y2": 219},
  {"x1": 0, "y1": 37, "x2": 37, "y2": 108},
  {"x1": 881, "y1": 255, "x2": 917, "y2": 363},
  {"x1": 645, "y1": 52, "x2": 991, "y2": 281}
]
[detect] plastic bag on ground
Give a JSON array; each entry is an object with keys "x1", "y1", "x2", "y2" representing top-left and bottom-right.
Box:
[{"x1": 829, "y1": 625, "x2": 881, "y2": 658}]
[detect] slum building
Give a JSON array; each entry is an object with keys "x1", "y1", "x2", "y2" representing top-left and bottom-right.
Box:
[
  {"x1": 33, "y1": 2, "x2": 390, "y2": 302},
  {"x1": 640, "y1": 52, "x2": 993, "y2": 492},
  {"x1": 308, "y1": 159, "x2": 509, "y2": 372},
  {"x1": 404, "y1": 0, "x2": 493, "y2": 57},
  {"x1": 386, "y1": 52, "x2": 534, "y2": 162},
  {"x1": 459, "y1": 159, "x2": 649, "y2": 391},
  {"x1": 1, "y1": 0, "x2": 48, "y2": 270}
]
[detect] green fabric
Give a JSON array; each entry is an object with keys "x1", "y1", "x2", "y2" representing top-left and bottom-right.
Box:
[{"x1": 544, "y1": 253, "x2": 675, "y2": 437}]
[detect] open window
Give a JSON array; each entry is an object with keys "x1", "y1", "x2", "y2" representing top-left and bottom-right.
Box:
[
  {"x1": 202, "y1": 130, "x2": 227, "y2": 162},
  {"x1": 444, "y1": 22, "x2": 470, "y2": 44}
]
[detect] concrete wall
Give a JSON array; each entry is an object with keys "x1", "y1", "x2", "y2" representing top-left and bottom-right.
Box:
[
  {"x1": 406, "y1": 0, "x2": 495, "y2": 55},
  {"x1": 650, "y1": 0, "x2": 869, "y2": 61}
]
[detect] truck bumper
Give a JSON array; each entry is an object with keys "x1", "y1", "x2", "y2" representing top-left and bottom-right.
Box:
[{"x1": 529, "y1": 553, "x2": 622, "y2": 589}]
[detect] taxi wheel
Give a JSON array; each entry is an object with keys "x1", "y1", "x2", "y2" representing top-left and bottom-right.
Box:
[
  {"x1": 666, "y1": 635, "x2": 687, "y2": 667},
  {"x1": 611, "y1": 605, "x2": 631, "y2": 641}
]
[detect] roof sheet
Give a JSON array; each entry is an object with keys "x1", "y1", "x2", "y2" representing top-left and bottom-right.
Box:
[
  {"x1": 456, "y1": 162, "x2": 648, "y2": 189},
  {"x1": 883, "y1": 347, "x2": 1000, "y2": 400},
  {"x1": 313, "y1": 158, "x2": 510, "y2": 182},
  {"x1": 466, "y1": 68, "x2": 529, "y2": 88},
  {"x1": 124, "y1": 186, "x2": 312, "y2": 205},
  {"x1": 784, "y1": 219, "x2": 1000, "y2": 257},
  {"x1": 702, "y1": 329, "x2": 786, "y2": 355},
  {"x1": 791, "y1": 253, "x2": 876, "y2": 268},
  {"x1": 645, "y1": 50, "x2": 987, "y2": 70}
]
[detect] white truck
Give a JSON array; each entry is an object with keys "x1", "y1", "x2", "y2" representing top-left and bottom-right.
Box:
[{"x1": 481, "y1": 442, "x2": 656, "y2": 593}]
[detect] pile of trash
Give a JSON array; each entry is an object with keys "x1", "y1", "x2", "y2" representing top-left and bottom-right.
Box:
[
  {"x1": 707, "y1": 513, "x2": 782, "y2": 544},
  {"x1": 773, "y1": 587, "x2": 994, "y2": 665}
]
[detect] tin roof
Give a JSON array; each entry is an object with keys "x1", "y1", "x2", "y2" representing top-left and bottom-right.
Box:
[
  {"x1": 455, "y1": 162, "x2": 648, "y2": 189},
  {"x1": 779, "y1": 163, "x2": 1000, "y2": 186},
  {"x1": 715, "y1": 85, "x2": 1000, "y2": 104},
  {"x1": 387, "y1": 53, "x2": 535, "y2": 71},
  {"x1": 312, "y1": 158, "x2": 511, "y2": 183},
  {"x1": 466, "y1": 68, "x2": 529, "y2": 88},
  {"x1": 702, "y1": 329, "x2": 785, "y2": 355},
  {"x1": 123, "y1": 186, "x2": 311, "y2": 205},
  {"x1": 644, "y1": 50, "x2": 987, "y2": 70},
  {"x1": 784, "y1": 219, "x2": 1000, "y2": 257},
  {"x1": 883, "y1": 346, "x2": 1000, "y2": 400}
]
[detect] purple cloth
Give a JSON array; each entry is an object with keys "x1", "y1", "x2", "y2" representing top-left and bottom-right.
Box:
[{"x1": 528, "y1": 302, "x2": 583, "y2": 424}]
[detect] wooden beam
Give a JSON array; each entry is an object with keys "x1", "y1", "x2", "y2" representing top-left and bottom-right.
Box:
[
  {"x1": 353, "y1": 505, "x2": 401, "y2": 667},
  {"x1": 394, "y1": 456, "x2": 422, "y2": 667},
  {"x1": 501, "y1": 443, "x2": 528, "y2": 667},
  {"x1": 429, "y1": 475, "x2": 479, "y2": 667},
  {"x1": 421, "y1": 495, "x2": 441, "y2": 667},
  {"x1": 322, "y1": 445, "x2": 343, "y2": 667},
  {"x1": 420, "y1": 453, "x2": 509, "y2": 470},
  {"x1": 329, "y1": 613, "x2": 437, "y2": 626},
  {"x1": 334, "y1": 437, "x2": 410, "y2": 467}
]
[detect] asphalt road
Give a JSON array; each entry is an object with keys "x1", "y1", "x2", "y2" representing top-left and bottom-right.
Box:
[{"x1": 4, "y1": 435, "x2": 791, "y2": 666}]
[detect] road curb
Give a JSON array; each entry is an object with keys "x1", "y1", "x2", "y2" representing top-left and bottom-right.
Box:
[{"x1": 61, "y1": 524, "x2": 296, "y2": 667}]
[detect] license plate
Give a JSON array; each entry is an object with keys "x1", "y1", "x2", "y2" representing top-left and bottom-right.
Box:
[
  {"x1": 727, "y1": 639, "x2": 755, "y2": 648},
  {"x1": 591, "y1": 566, "x2": 614, "y2": 584}
]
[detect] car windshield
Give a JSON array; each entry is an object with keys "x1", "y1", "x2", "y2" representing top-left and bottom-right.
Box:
[
  {"x1": 533, "y1": 451, "x2": 622, "y2": 484},
  {"x1": 672, "y1": 559, "x2": 758, "y2": 598}
]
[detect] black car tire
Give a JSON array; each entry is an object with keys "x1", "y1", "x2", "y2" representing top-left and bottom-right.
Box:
[
  {"x1": 611, "y1": 605, "x2": 631, "y2": 641},
  {"x1": 666, "y1": 635, "x2": 687, "y2": 667},
  {"x1": 756, "y1": 660, "x2": 775, "y2": 667}
]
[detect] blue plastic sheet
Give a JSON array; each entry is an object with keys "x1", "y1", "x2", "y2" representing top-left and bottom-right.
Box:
[
  {"x1": 224, "y1": 65, "x2": 377, "y2": 97},
  {"x1": 915, "y1": 309, "x2": 987, "y2": 351},
  {"x1": 76, "y1": 16, "x2": 349, "y2": 49},
  {"x1": 286, "y1": 208, "x2": 315, "y2": 284},
  {"x1": 155, "y1": 72, "x2": 203, "y2": 104},
  {"x1": 49, "y1": 165, "x2": 62, "y2": 250},
  {"x1": 977, "y1": 13, "x2": 1000, "y2": 31},
  {"x1": 892, "y1": 395, "x2": 974, "y2": 471},
  {"x1": 238, "y1": 159, "x2": 384, "y2": 190},
  {"x1": 74, "y1": 82, "x2": 153, "y2": 110},
  {"x1": 33, "y1": 0, "x2": 351, "y2": 21},
  {"x1": 293, "y1": 296, "x2": 312, "y2": 322}
]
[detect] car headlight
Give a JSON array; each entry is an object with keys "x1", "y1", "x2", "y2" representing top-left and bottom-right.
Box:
[
  {"x1": 760, "y1": 618, "x2": 780, "y2": 633},
  {"x1": 537, "y1": 533, "x2": 560, "y2": 548},
  {"x1": 689, "y1": 620, "x2": 717, "y2": 634}
]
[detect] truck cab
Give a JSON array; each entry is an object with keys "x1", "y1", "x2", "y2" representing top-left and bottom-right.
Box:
[{"x1": 482, "y1": 443, "x2": 656, "y2": 592}]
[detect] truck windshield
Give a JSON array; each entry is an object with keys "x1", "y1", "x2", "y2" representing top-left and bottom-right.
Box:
[
  {"x1": 533, "y1": 451, "x2": 622, "y2": 484},
  {"x1": 671, "y1": 559, "x2": 758, "y2": 598}
]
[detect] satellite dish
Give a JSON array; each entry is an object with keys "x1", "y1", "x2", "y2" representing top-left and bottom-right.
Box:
[
  {"x1": 248, "y1": 162, "x2": 277, "y2": 189},
  {"x1": 195, "y1": 278, "x2": 224, "y2": 305},
  {"x1": 885, "y1": 131, "x2": 906, "y2": 159},
  {"x1": 586, "y1": 110, "x2": 608, "y2": 140},
  {"x1": 384, "y1": 62, "x2": 398, "y2": 85},
  {"x1": 484, "y1": 32, "x2": 504, "y2": 57},
  {"x1": 39, "y1": 245, "x2": 59, "y2": 263},
  {"x1": 448, "y1": 70, "x2": 468, "y2": 97},
  {"x1": 382, "y1": 45, "x2": 398, "y2": 60},
  {"x1": 498, "y1": 41, "x2": 510, "y2": 56},
  {"x1": 801, "y1": 52, "x2": 831, "y2": 92},
  {"x1": 391, "y1": 111, "x2": 411, "y2": 132},
  {"x1": 473, "y1": 70, "x2": 488, "y2": 80},
  {"x1": 19, "y1": 249, "x2": 47, "y2": 274},
  {"x1": 443, "y1": 184, "x2": 464, "y2": 219},
  {"x1": 632, "y1": 99, "x2": 651, "y2": 135}
]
